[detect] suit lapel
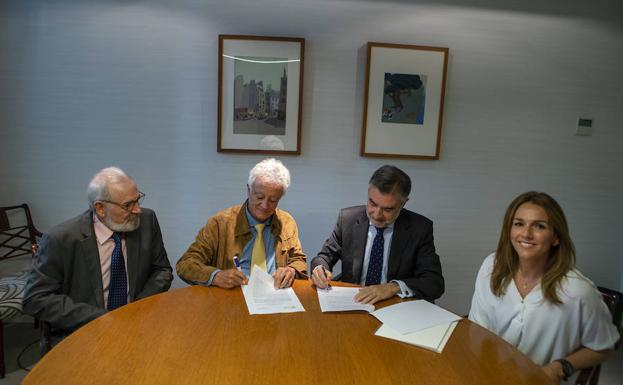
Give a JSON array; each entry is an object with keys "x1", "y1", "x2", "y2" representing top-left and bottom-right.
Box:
[
  {"x1": 387, "y1": 211, "x2": 409, "y2": 278},
  {"x1": 79, "y1": 210, "x2": 105, "y2": 308},
  {"x1": 125, "y1": 229, "x2": 140, "y2": 301},
  {"x1": 352, "y1": 210, "x2": 369, "y2": 282}
]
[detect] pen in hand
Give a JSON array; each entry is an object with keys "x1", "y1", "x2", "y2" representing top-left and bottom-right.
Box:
[
  {"x1": 232, "y1": 255, "x2": 249, "y2": 285},
  {"x1": 320, "y1": 266, "x2": 332, "y2": 290},
  {"x1": 233, "y1": 255, "x2": 242, "y2": 272}
]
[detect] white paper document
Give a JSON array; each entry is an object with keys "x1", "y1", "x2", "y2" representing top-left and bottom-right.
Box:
[
  {"x1": 375, "y1": 321, "x2": 458, "y2": 353},
  {"x1": 316, "y1": 286, "x2": 375, "y2": 313},
  {"x1": 371, "y1": 300, "x2": 461, "y2": 335},
  {"x1": 241, "y1": 266, "x2": 305, "y2": 315}
]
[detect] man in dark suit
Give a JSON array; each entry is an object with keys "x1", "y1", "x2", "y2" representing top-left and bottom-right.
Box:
[
  {"x1": 310, "y1": 165, "x2": 444, "y2": 304},
  {"x1": 23, "y1": 167, "x2": 173, "y2": 345}
]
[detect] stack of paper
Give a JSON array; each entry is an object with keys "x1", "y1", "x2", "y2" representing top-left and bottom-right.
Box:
[
  {"x1": 241, "y1": 267, "x2": 305, "y2": 314},
  {"x1": 371, "y1": 300, "x2": 461, "y2": 353}
]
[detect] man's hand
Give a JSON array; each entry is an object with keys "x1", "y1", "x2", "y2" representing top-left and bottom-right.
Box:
[
  {"x1": 213, "y1": 269, "x2": 247, "y2": 289},
  {"x1": 354, "y1": 282, "x2": 400, "y2": 304},
  {"x1": 310, "y1": 265, "x2": 333, "y2": 289},
  {"x1": 272, "y1": 267, "x2": 296, "y2": 289},
  {"x1": 541, "y1": 362, "x2": 563, "y2": 385}
]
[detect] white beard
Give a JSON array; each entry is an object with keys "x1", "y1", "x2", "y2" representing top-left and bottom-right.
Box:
[{"x1": 103, "y1": 214, "x2": 140, "y2": 232}]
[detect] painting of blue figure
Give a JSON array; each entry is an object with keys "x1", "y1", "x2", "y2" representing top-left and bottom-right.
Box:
[{"x1": 381, "y1": 73, "x2": 426, "y2": 125}]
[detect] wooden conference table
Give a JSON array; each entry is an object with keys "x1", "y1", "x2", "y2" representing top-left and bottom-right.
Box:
[{"x1": 23, "y1": 280, "x2": 550, "y2": 385}]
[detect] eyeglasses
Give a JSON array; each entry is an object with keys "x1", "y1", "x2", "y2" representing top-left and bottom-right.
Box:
[{"x1": 100, "y1": 191, "x2": 145, "y2": 212}]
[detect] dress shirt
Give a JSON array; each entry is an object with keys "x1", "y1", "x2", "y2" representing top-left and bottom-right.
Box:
[
  {"x1": 311, "y1": 205, "x2": 443, "y2": 301},
  {"x1": 93, "y1": 214, "x2": 129, "y2": 308},
  {"x1": 360, "y1": 223, "x2": 412, "y2": 297},
  {"x1": 314, "y1": 223, "x2": 412, "y2": 297},
  {"x1": 239, "y1": 208, "x2": 276, "y2": 275},
  {"x1": 177, "y1": 202, "x2": 307, "y2": 286},
  {"x1": 205, "y1": 208, "x2": 276, "y2": 285}
]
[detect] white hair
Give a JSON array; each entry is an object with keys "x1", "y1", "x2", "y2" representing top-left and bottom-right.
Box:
[
  {"x1": 248, "y1": 158, "x2": 290, "y2": 192},
  {"x1": 87, "y1": 166, "x2": 132, "y2": 206}
]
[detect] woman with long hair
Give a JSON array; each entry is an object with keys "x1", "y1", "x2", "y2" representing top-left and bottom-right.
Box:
[{"x1": 469, "y1": 191, "x2": 619, "y2": 383}]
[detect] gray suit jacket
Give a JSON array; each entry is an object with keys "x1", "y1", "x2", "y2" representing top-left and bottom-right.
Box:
[
  {"x1": 311, "y1": 206, "x2": 444, "y2": 301},
  {"x1": 23, "y1": 208, "x2": 173, "y2": 334}
]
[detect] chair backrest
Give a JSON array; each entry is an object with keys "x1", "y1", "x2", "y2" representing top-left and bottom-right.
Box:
[
  {"x1": 575, "y1": 286, "x2": 622, "y2": 385},
  {"x1": 597, "y1": 286, "x2": 623, "y2": 349},
  {"x1": 0, "y1": 204, "x2": 42, "y2": 261}
]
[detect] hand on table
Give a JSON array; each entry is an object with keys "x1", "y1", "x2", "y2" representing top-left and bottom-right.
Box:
[
  {"x1": 272, "y1": 267, "x2": 296, "y2": 289},
  {"x1": 310, "y1": 266, "x2": 333, "y2": 289},
  {"x1": 354, "y1": 282, "x2": 400, "y2": 305},
  {"x1": 213, "y1": 268, "x2": 247, "y2": 289}
]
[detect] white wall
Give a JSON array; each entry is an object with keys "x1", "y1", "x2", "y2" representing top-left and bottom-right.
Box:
[{"x1": 1, "y1": 0, "x2": 622, "y2": 313}]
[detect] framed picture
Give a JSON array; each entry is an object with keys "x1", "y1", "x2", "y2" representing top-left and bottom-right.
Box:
[
  {"x1": 361, "y1": 42, "x2": 449, "y2": 159},
  {"x1": 218, "y1": 35, "x2": 305, "y2": 155}
]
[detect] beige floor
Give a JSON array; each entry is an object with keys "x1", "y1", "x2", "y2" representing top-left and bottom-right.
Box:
[{"x1": 2, "y1": 319, "x2": 622, "y2": 385}]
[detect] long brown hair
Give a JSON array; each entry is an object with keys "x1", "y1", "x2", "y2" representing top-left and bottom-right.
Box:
[{"x1": 491, "y1": 191, "x2": 576, "y2": 304}]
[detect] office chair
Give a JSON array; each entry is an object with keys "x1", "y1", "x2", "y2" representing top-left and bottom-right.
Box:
[
  {"x1": 575, "y1": 286, "x2": 622, "y2": 385},
  {"x1": 0, "y1": 204, "x2": 42, "y2": 378}
]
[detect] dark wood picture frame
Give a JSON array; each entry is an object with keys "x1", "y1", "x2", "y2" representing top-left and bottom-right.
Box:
[
  {"x1": 361, "y1": 42, "x2": 449, "y2": 159},
  {"x1": 218, "y1": 35, "x2": 305, "y2": 155}
]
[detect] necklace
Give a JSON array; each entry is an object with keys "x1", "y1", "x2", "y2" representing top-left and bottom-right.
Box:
[{"x1": 517, "y1": 268, "x2": 541, "y2": 293}]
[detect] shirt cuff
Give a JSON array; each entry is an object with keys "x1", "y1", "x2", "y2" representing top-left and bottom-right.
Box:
[
  {"x1": 194, "y1": 269, "x2": 221, "y2": 286},
  {"x1": 391, "y1": 280, "x2": 413, "y2": 298},
  {"x1": 313, "y1": 265, "x2": 328, "y2": 273}
]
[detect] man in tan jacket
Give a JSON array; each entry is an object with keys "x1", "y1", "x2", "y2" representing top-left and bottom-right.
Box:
[{"x1": 176, "y1": 159, "x2": 306, "y2": 289}]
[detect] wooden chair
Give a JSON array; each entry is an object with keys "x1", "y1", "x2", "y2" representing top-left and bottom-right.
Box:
[
  {"x1": 0, "y1": 204, "x2": 42, "y2": 378},
  {"x1": 575, "y1": 286, "x2": 622, "y2": 385}
]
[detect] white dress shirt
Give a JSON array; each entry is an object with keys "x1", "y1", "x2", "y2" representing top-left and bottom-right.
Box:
[{"x1": 360, "y1": 223, "x2": 412, "y2": 297}]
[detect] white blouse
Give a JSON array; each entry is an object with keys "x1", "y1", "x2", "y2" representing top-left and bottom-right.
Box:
[{"x1": 469, "y1": 253, "x2": 620, "y2": 366}]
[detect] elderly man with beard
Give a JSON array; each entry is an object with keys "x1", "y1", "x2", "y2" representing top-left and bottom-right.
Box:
[{"x1": 23, "y1": 167, "x2": 173, "y2": 346}]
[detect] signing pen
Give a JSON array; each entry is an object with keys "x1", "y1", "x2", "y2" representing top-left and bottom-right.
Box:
[
  {"x1": 233, "y1": 255, "x2": 242, "y2": 271},
  {"x1": 321, "y1": 266, "x2": 332, "y2": 290}
]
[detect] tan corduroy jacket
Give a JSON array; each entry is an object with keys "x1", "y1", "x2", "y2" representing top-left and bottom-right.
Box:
[{"x1": 176, "y1": 202, "x2": 307, "y2": 283}]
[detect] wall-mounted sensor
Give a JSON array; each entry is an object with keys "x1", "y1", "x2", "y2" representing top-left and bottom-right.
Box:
[{"x1": 576, "y1": 118, "x2": 593, "y2": 136}]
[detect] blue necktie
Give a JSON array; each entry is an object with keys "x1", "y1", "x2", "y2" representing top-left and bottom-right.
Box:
[
  {"x1": 107, "y1": 232, "x2": 127, "y2": 310},
  {"x1": 365, "y1": 227, "x2": 385, "y2": 286}
]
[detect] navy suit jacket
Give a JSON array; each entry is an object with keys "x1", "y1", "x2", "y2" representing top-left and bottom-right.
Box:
[
  {"x1": 311, "y1": 206, "x2": 444, "y2": 301},
  {"x1": 23, "y1": 208, "x2": 173, "y2": 334}
]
